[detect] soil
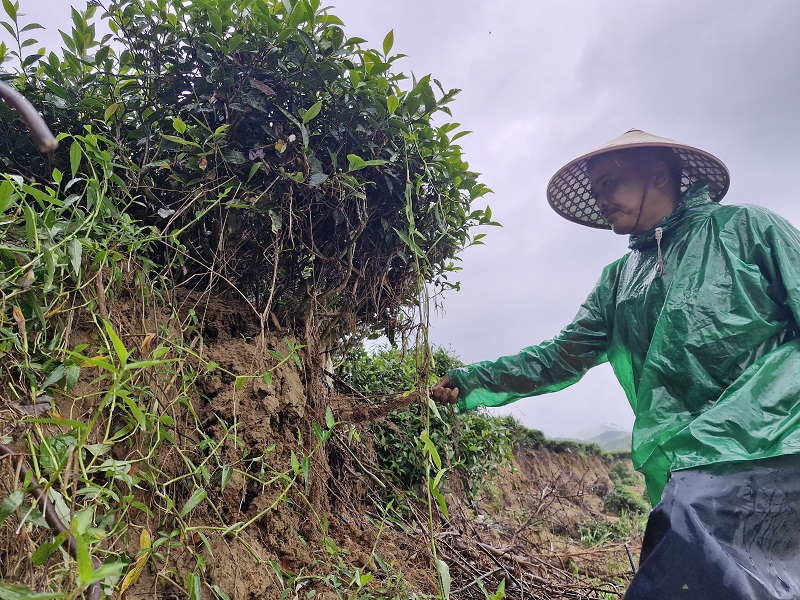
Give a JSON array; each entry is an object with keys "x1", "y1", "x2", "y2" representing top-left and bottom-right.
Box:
[{"x1": 0, "y1": 288, "x2": 646, "y2": 599}]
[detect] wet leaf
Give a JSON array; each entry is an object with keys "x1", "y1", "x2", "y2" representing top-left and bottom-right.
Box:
[
  {"x1": 103, "y1": 102, "x2": 118, "y2": 121},
  {"x1": 249, "y1": 78, "x2": 276, "y2": 96},
  {"x1": 435, "y1": 558, "x2": 451, "y2": 599},
  {"x1": 302, "y1": 100, "x2": 322, "y2": 124},
  {"x1": 382, "y1": 30, "x2": 394, "y2": 55},
  {"x1": 69, "y1": 141, "x2": 81, "y2": 177},
  {"x1": 179, "y1": 487, "x2": 207, "y2": 518},
  {"x1": 0, "y1": 490, "x2": 24, "y2": 526}
]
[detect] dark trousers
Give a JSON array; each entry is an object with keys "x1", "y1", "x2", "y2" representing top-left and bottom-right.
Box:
[{"x1": 624, "y1": 455, "x2": 800, "y2": 600}]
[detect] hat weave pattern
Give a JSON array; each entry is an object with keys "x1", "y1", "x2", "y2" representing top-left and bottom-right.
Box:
[{"x1": 546, "y1": 130, "x2": 730, "y2": 229}]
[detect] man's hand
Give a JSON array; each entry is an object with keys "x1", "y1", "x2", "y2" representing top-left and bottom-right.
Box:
[{"x1": 431, "y1": 374, "x2": 460, "y2": 405}]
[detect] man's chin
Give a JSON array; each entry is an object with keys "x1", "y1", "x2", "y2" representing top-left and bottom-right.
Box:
[{"x1": 609, "y1": 221, "x2": 633, "y2": 235}]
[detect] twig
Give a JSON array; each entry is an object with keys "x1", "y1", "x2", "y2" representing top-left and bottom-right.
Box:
[
  {"x1": 450, "y1": 566, "x2": 504, "y2": 596},
  {"x1": 322, "y1": 368, "x2": 366, "y2": 399},
  {"x1": 474, "y1": 538, "x2": 525, "y2": 592},
  {"x1": 625, "y1": 543, "x2": 637, "y2": 575}
]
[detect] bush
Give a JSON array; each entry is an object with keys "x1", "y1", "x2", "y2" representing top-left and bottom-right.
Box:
[
  {"x1": 609, "y1": 461, "x2": 640, "y2": 487},
  {"x1": 338, "y1": 345, "x2": 511, "y2": 496},
  {"x1": 604, "y1": 484, "x2": 650, "y2": 515},
  {"x1": 0, "y1": 0, "x2": 495, "y2": 345},
  {"x1": 498, "y1": 416, "x2": 603, "y2": 457},
  {"x1": 498, "y1": 416, "x2": 548, "y2": 449}
]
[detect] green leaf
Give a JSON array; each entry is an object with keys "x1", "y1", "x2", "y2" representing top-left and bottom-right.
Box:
[
  {"x1": 180, "y1": 487, "x2": 207, "y2": 518},
  {"x1": 435, "y1": 558, "x2": 451, "y2": 599},
  {"x1": 387, "y1": 95, "x2": 399, "y2": 115},
  {"x1": 43, "y1": 247, "x2": 55, "y2": 292},
  {"x1": 187, "y1": 572, "x2": 202, "y2": 600},
  {"x1": 23, "y1": 202, "x2": 37, "y2": 250},
  {"x1": 0, "y1": 582, "x2": 64, "y2": 599},
  {"x1": 40, "y1": 365, "x2": 67, "y2": 389},
  {"x1": 0, "y1": 490, "x2": 24, "y2": 526},
  {"x1": 419, "y1": 430, "x2": 442, "y2": 469},
  {"x1": 223, "y1": 149, "x2": 247, "y2": 164},
  {"x1": 84, "y1": 562, "x2": 125, "y2": 585},
  {"x1": 430, "y1": 476, "x2": 449, "y2": 518},
  {"x1": 19, "y1": 23, "x2": 44, "y2": 33},
  {"x1": 31, "y1": 532, "x2": 68, "y2": 566},
  {"x1": 318, "y1": 14, "x2": 344, "y2": 26},
  {"x1": 0, "y1": 179, "x2": 15, "y2": 212},
  {"x1": 173, "y1": 118, "x2": 187, "y2": 134},
  {"x1": 347, "y1": 154, "x2": 366, "y2": 171},
  {"x1": 325, "y1": 406, "x2": 335, "y2": 429},
  {"x1": 73, "y1": 509, "x2": 93, "y2": 535},
  {"x1": 103, "y1": 319, "x2": 129, "y2": 365},
  {"x1": 302, "y1": 100, "x2": 322, "y2": 124},
  {"x1": 234, "y1": 376, "x2": 247, "y2": 390},
  {"x1": 69, "y1": 141, "x2": 81, "y2": 178},
  {"x1": 122, "y1": 395, "x2": 148, "y2": 429},
  {"x1": 307, "y1": 172, "x2": 328, "y2": 186},
  {"x1": 95, "y1": 45, "x2": 110, "y2": 65},
  {"x1": 221, "y1": 465, "x2": 233, "y2": 491},
  {"x1": 75, "y1": 532, "x2": 93, "y2": 585},
  {"x1": 382, "y1": 30, "x2": 394, "y2": 55},
  {"x1": 246, "y1": 162, "x2": 263, "y2": 183},
  {"x1": 65, "y1": 365, "x2": 80, "y2": 389},
  {"x1": 161, "y1": 134, "x2": 201, "y2": 149},
  {"x1": 287, "y1": 0, "x2": 306, "y2": 28},
  {"x1": 2, "y1": 0, "x2": 17, "y2": 22},
  {"x1": 67, "y1": 238, "x2": 82, "y2": 276},
  {"x1": 297, "y1": 29, "x2": 316, "y2": 56},
  {"x1": 490, "y1": 578, "x2": 506, "y2": 600}
]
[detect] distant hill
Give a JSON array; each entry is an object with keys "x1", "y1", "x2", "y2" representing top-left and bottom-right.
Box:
[
  {"x1": 565, "y1": 423, "x2": 632, "y2": 452},
  {"x1": 585, "y1": 428, "x2": 632, "y2": 452}
]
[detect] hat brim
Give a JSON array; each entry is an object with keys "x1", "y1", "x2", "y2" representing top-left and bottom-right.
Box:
[{"x1": 546, "y1": 131, "x2": 731, "y2": 229}]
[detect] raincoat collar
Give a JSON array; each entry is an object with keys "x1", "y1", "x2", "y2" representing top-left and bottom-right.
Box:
[{"x1": 628, "y1": 185, "x2": 712, "y2": 250}]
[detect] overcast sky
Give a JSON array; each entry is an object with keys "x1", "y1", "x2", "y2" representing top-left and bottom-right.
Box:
[{"x1": 10, "y1": 1, "x2": 800, "y2": 438}]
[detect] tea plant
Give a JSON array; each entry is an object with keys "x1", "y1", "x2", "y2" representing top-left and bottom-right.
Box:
[{"x1": 0, "y1": 0, "x2": 498, "y2": 597}]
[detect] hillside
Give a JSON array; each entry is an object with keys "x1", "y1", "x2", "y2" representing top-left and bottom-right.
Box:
[
  {"x1": 0, "y1": 289, "x2": 649, "y2": 599},
  {"x1": 583, "y1": 427, "x2": 632, "y2": 453}
]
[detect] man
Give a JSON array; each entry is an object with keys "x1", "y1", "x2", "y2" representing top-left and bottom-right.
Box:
[{"x1": 432, "y1": 130, "x2": 800, "y2": 599}]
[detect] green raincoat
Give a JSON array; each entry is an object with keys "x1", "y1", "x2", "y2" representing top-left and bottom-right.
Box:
[{"x1": 449, "y1": 186, "x2": 800, "y2": 504}]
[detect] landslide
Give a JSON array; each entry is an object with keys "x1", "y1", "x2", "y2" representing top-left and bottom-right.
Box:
[{"x1": 1, "y1": 288, "x2": 645, "y2": 599}]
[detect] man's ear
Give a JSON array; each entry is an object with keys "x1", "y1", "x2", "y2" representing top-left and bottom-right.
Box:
[{"x1": 650, "y1": 161, "x2": 671, "y2": 189}]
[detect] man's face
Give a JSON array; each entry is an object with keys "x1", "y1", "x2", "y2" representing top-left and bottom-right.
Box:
[{"x1": 587, "y1": 155, "x2": 651, "y2": 235}]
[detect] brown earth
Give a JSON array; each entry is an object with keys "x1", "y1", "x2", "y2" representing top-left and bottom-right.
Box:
[{"x1": 0, "y1": 288, "x2": 645, "y2": 599}]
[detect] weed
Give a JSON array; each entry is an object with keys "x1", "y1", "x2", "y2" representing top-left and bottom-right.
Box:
[{"x1": 580, "y1": 510, "x2": 647, "y2": 546}]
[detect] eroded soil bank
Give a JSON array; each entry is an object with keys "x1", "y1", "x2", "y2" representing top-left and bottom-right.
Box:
[{"x1": 1, "y1": 290, "x2": 644, "y2": 599}]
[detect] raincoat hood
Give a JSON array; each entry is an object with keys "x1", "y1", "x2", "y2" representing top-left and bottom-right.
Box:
[{"x1": 449, "y1": 191, "x2": 800, "y2": 504}]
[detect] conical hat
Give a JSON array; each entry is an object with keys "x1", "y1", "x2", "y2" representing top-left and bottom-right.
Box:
[{"x1": 546, "y1": 129, "x2": 731, "y2": 229}]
